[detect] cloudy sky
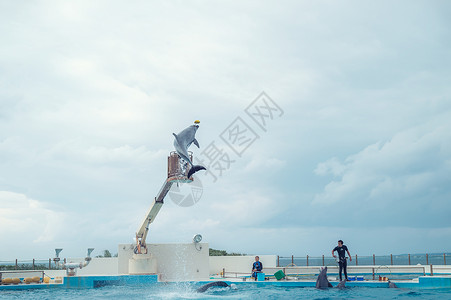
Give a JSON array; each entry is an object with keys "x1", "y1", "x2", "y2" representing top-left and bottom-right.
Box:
[{"x1": 1, "y1": 0, "x2": 450, "y2": 260}]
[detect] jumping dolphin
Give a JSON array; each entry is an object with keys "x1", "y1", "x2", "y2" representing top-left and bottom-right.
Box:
[
  {"x1": 316, "y1": 267, "x2": 333, "y2": 288},
  {"x1": 316, "y1": 267, "x2": 346, "y2": 289},
  {"x1": 196, "y1": 281, "x2": 229, "y2": 293},
  {"x1": 173, "y1": 121, "x2": 206, "y2": 178}
]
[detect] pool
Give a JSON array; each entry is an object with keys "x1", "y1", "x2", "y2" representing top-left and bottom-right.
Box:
[{"x1": 1, "y1": 282, "x2": 451, "y2": 299}]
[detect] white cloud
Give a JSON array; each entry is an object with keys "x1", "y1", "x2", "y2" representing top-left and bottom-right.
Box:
[
  {"x1": 244, "y1": 155, "x2": 286, "y2": 173},
  {"x1": 313, "y1": 116, "x2": 451, "y2": 227},
  {"x1": 314, "y1": 157, "x2": 346, "y2": 177},
  {"x1": 0, "y1": 191, "x2": 65, "y2": 243},
  {"x1": 44, "y1": 140, "x2": 165, "y2": 166},
  {"x1": 1, "y1": 0, "x2": 451, "y2": 258},
  {"x1": 210, "y1": 190, "x2": 281, "y2": 227}
]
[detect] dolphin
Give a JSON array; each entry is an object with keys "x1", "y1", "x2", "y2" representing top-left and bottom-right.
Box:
[
  {"x1": 335, "y1": 280, "x2": 346, "y2": 289},
  {"x1": 316, "y1": 267, "x2": 347, "y2": 289},
  {"x1": 316, "y1": 267, "x2": 333, "y2": 288},
  {"x1": 388, "y1": 280, "x2": 398, "y2": 288},
  {"x1": 196, "y1": 281, "x2": 229, "y2": 293},
  {"x1": 173, "y1": 123, "x2": 206, "y2": 178}
]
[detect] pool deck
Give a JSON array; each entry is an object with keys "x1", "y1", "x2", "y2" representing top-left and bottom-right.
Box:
[
  {"x1": 211, "y1": 276, "x2": 451, "y2": 289},
  {"x1": 1, "y1": 274, "x2": 451, "y2": 290},
  {"x1": 0, "y1": 274, "x2": 158, "y2": 290}
]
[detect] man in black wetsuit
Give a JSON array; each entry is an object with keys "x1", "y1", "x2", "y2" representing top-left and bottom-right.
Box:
[
  {"x1": 332, "y1": 240, "x2": 352, "y2": 281},
  {"x1": 251, "y1": 256, "x2": 263, "y2": 281}
]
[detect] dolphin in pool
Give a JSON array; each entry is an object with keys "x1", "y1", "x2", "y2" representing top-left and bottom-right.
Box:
[
  {"x1": 316, "y1": 267, "x2": 346, "y2": 289},
  {"x1": 196, "y1": 281, "x2": 229, "y2": 293},
  {"x1": 388, "y1": 281, "x2": 398, "y2": 288},
  {"x1": 173, "y1": 122, "x2": 206, "y2": 178},
  {"x1": 335, "y1": 280, "x2": 346, "y2": 289},
  {"x1": 316, "y1": 267, "x2": 333, "y2": 288}
]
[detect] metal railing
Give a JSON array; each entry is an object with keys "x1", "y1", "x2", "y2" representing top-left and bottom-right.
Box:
[
  {"x1": 277, "y1": 253, "x2": 450, "y2": 267},
  {"x1": 220, "y1": 265, "x2": 434, "y2": 281},
  {"x1": 0, "y1": 259, "x2": 66, "y2": 271},
  {"x1": 267, "y1": 265, "x2": 427, "y2": 277}
]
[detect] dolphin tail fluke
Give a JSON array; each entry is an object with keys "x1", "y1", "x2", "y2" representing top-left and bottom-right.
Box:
[{"x1": 188, "y1": 165, "x2": 206, "y2": 178}]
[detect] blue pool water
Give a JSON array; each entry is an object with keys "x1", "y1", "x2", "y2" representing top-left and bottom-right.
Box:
[{"x1": 1, "y1": 283, "x2": 451, "y2": 299}]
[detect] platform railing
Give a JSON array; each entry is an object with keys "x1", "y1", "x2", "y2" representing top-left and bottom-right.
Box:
[
  {"x1": 277, "y1": 253, "x2": 450, "y2": 267},
  {"x1": 222, "y1": 270, "x2": 252, "y2": 279},
  {"x1": 220, "y1": 265, "x2": 432, "y2": 281},
  {"x1": 0, "y1": 259, "x2": 66, "y2": 271},
  {"x1": 266, "y1": 265, "x2": 428, "y2": 278}
]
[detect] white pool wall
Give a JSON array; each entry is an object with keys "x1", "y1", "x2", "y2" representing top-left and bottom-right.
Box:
[
  {"x1": 209, "y1": 255, "x2": 277, "y2": 275},
  {"x1": 118, "y1": 242, "x2": 209, "y2": 281}
]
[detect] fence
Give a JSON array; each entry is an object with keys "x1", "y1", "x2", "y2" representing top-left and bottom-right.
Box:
[
  {"x1": 0, "y1": 259, "x2": 66, "y2": 271},
  {"x1": 220, "y1": 264, "x2": 450, "y2": 281},
  {"x1": 277, "y1": 253, "x2": 450, "y2": 267},
  {"x1": 220, "y1": 264, "x2": 435, "y2": 281},
  {"x1": 1, "y1": 253, "x2": 450, "y2": 271}
]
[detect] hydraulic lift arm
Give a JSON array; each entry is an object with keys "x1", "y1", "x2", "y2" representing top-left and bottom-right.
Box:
[
  {"x1": 134, "y1": 151, "x2": 193, "y2": 254},
  {"x1": 135, "y1": 180, "x2": 174, "y2": 254}
]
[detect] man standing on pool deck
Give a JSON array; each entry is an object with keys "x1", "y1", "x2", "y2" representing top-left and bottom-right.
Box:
[
  {"x1": 251, "y1": 256, "x2": 263, "y2": 281},
  {"x1": 332, "y1": 240, "x2": 352, "y2": 281}
]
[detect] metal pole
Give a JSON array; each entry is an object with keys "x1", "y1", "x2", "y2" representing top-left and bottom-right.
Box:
[
  {"x1": 15, "y1": 259, "x2": 18, "y2": 270},
  {"x1": 33, "y1": 258, "x2": 35, "y2": 270},
  {"x1": 292, "y1": 255, "x2": 294, "y2": 265},
  {"x1": 390, "y1": 254, "x2": 393, "y2": 265},
  {"x1": 426, "y1": 254, "x2": 429, "y2": 265},
  {"x1": 356, "y1": 254, "x2": 358, "y2": 266},
  {"x1": 372, "y1": 268, "x2": 375, "y2": 280},
  {"x1": 307, "y1": 255, "x2": 309, "y2": 267},
  {"x1": 322, "y1": 255, "x2": 325, "y2": 266},
  {"x1": 430, "y1": 264, "x2": 433, "y2": 276},
  {"x1": 277, "y1": 256, "x2": 279, "y2": 267},
  {"x1": 373, "y1": 254, "x2": 375, "y2": 265},
  {"x1": 49, "y1": 258, "x2": 51, "y2": 269},
  {"x1": 408, "y1": 254, "x2": 411, "y2": 265},
  {"x1": 445, "y1": 253, "x2": 447, "y2": 265}
]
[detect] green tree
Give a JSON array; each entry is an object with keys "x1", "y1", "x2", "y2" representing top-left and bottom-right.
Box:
[
  {"x1": 96, "y1": 250, "x2": 115, "y2": 258},
  {"x1": 209, "y1": 248, "x2": 245, "y2": 256}
]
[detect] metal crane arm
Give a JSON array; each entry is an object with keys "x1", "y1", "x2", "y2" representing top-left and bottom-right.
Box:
[
  {"x1": 134, "y1": 152, "x2": 194, "y2": 254},
  {"x1": 135, "y1": 179, "x2": 174, "y2": 247}
]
